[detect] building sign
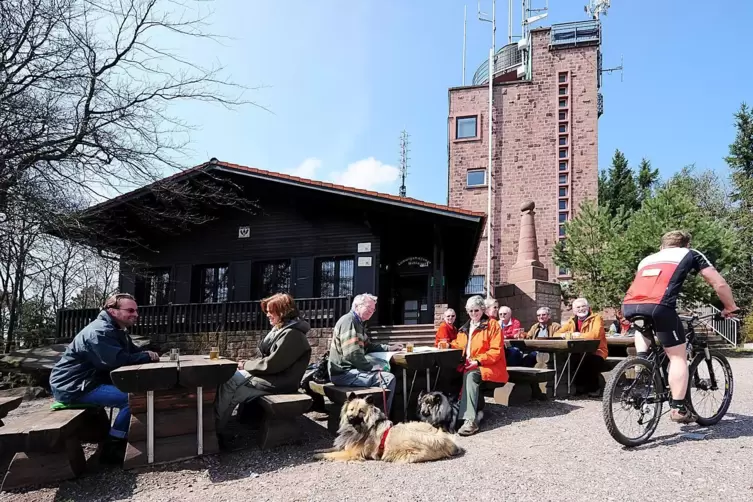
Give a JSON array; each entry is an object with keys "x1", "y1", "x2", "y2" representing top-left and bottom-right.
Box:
[
  {"x1": 358, "y1": 256, "x2": 372, "y2": 267},
  {"x1": 357, "y1": 242, "x2": 372, "y2": 253},
  {"x1": 238, "y1": 226, "x2": 250, "y2": 239},
  {"x1": 397, "y1": 256, "x2": 431, "y2": 268}
]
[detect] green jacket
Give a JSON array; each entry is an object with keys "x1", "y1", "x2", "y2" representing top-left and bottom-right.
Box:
[
  {"x1": 243, "y1": 318, "x2": 312, "y2": 393},
  {"x1": 328, "y1": 312, "x2": 387, "y2": 376}
]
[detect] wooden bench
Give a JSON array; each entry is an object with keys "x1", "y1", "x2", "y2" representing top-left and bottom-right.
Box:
[
  {"x1": 309, "y1": 382, "x2": 389, "y2": 434},
  {"x1": 604, "y1": 356, "x2": 627, "y2": 371},
  {"x1": 0, "y1": 407, "x2": 110, "y2": 491},
  {"x1": 485, "y1": 367, "x2": 556, "y2": 406},
  {"x1": 257, "y1": 394, "x2": 312, "y2": 449},
  {"x1": 0, "y1": 397, "x2": 22, "y2": 427}
]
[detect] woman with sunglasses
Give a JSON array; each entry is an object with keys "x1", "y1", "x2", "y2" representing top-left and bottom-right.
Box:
[{"x1": 450, "y1": 295, "x2": 508, "y2": 436}]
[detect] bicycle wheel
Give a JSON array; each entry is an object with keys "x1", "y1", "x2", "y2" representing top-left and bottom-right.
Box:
[
  {"x1": 602, "y1": 357, "x2": 664, "y2": 447},
  {"x1": 686, "y1": 351, "x2": 734, "y2": 426}
]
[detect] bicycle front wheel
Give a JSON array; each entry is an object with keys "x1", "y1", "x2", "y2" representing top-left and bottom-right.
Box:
[
  {"x1": 686, "y1": 351, "x2": 734, "y2": 426},
  {"x1": 602, "y1": 357, "x2": 663, "y2": 447}
]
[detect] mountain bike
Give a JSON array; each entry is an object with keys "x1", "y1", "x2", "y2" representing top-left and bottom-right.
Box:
[{"x1": 602, "y1": 311, "x2": 735, "y2": 447}]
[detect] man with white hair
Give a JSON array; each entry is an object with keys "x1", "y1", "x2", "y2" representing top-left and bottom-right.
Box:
[
  {"x1": 555, "y1": 297, "x2": 607, "y2": 396},
  {"x1": 328, "y1": 293, "x2": 402, "y2": 414}
]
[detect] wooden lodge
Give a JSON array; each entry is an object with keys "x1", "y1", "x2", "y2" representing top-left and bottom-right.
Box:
[{"x1": 55, "y1": 159, "x2": 485, "y2": 337}]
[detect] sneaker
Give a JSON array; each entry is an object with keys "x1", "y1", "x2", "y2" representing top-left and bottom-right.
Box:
[
  {"x1": 458, "y1": 419, "x2": 479, "y2": 436},
  {"x1": 669, "y1": 408, "x2": 696, "y2": 424},
  {"x1": 476, "y1": 410, "x2": 485, "y2": 423}
]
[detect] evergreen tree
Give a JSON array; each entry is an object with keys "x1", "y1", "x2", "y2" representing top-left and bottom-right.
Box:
[
  {"x1": 601, "y1": 149, "x2": 639, "y2": 217},
  {"x1": 636, "y1": 158, "x2": 659, "y2": 204}
]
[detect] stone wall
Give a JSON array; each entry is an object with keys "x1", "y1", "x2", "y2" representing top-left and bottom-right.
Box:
[
  {"x1": 448, "y1": 27, "x2": 599, "y2": 285},
  {"x1": 151, "y1": 328, "x2": 333, "y2": 363}
]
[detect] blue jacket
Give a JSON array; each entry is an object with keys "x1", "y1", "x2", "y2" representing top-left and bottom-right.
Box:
[{"x1": 50, "y1": 311, "x2": 150, "y2": 402}]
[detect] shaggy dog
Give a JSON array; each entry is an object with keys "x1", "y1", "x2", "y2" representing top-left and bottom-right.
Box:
[
  {"x1": 312, "y1": 393, "x2": 460, "y2": 463},
  {"x1": 416, "y1": 390, "x2": 460, "y2": 433}
]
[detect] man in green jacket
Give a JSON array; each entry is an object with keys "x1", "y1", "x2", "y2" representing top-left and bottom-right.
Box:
[{"x1": 328, "y1": 293, "x2": 401, "y2": 414}]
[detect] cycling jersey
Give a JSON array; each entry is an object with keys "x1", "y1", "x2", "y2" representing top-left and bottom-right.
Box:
[{"x1": 623, "y1": 247, "x2": 712, "y2": 308}]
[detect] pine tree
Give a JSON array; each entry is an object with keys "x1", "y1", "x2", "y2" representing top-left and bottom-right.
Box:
[
  {"x1": 601, "y1": 149, "x2": 639, "y2": 217},
  {"x1": 636, "y1": 158, "x2": 659, "y2": 204}
]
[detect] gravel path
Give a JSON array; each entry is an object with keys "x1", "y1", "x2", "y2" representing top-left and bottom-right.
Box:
[{"x1": 3, "y1": 357, "x2": 753, "y2": 502}]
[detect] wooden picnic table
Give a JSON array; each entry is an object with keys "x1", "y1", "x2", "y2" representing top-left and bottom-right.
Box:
[
  {"x1": 507, "y1": 338, "x2": 600, "y2": 397},
  {"x1": 110, "y1": 355, "x2": 236, "y2": 469},
  {"x1": 389, "y1": 348, "x2": 464, "y2": 422}
]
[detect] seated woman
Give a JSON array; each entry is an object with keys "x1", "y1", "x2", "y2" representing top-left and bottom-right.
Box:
[
  {"x1": 434, "y1": 308, "x2": 458, "y2": 347},
  {"x1": 450, "y1": 295, "x2": 508, "y2": 436},
  {"x1": 555, "y1": 297, "x2": 607, "y2": 397},
  {"x1": 214, "y1": 293, "x2": 311, "y2": 446}
]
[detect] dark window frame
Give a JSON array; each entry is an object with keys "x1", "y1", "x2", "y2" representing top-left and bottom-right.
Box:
[
  {"x1": 456, "y1": 116, "x2": 478, "y2": 139},
  {"x1": 196, "y1": 264, "x2": 229, "y2": 303},
  {"x1": 315, "y1": 256, "x2": 355, "y2": 298},
  {"x1": 467, "y1": 169, "x2": 486, "y2": 187},
  {"x1": 254, "y1": 259, "x2": 292, "y2": 298}
]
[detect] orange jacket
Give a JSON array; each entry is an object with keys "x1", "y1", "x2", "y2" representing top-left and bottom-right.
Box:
[
  {"x1": 434, "y1": 321, "x2": 458, "y2": 347},
  {"x1": 451, "y1": 316, "x2": 508, "y2": 383},
  {"x1": 555, "y1": 312, "x2": 608, "y2": 359}
]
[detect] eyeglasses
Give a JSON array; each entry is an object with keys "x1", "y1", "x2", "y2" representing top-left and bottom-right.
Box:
[
  {"x1": 115, "y1": 308, "x2": 138, "y2": 314},
  {"x1": 446, "y1": 314, "x2": 456, "y2": 317},
  {"x1": 537, "y1": 313, "x2": 548, "y2": 317},
  {"x1": 467, "y1": 309, "x2": 481, "y2": 313}
]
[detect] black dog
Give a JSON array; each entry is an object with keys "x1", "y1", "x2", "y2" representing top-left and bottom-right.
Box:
[{"x1": 416, "y1": 390, "x2": 460, "y2": 434}]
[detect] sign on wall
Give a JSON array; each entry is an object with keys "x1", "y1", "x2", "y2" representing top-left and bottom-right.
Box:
[
  {"x1": 238, "y1": 226, "x2": 250, "y2": 239},
  {"x1": 397, "y1": 256, "x2": 431, "y2": 268},
  {"x1": 358, "y1": 256, "x2": 372, "y2": 267},
  {"x1": 357, "y1": 242, "x2": 372, "y2": 253}
]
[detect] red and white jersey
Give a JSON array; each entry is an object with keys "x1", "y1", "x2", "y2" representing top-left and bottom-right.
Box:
[{"x1": 623, "y1": 247, "x2": 712, "y2": 308}]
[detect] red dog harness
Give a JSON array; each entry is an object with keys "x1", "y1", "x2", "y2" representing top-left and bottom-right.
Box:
[{"x1": 378, "y1": 424, "x2": 392, "y2": 457}]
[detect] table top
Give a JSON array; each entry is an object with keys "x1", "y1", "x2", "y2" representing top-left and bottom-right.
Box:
[
  {"x1": 508, "y1": 338, "x2": 600, "y2": 354},
  {"x1": 390, "y1": 348, "x2": 463, "y2": 370},
  {"x1": 111, "y1": 355, "x2": 237, "y2": 394},
  {"x1": 605, "y1": 336, "x2": 635, "y2": 346}
]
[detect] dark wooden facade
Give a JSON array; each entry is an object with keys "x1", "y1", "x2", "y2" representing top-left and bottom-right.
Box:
[{"x1": 65, "y1": 161, "x2": 485, "y2": 326}]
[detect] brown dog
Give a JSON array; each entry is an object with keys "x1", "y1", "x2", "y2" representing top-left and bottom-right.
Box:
[{"x1": 313, "y1": 393, "x2": 460, "y2": 463}]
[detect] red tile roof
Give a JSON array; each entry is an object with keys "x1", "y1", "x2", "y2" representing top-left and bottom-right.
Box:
[{"x1": 88, "y1": 158, "x2": 486, "y2": 220}]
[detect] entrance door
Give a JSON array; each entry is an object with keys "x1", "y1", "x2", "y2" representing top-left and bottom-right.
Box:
[{"x1": 396, "y1": 274, "x2": 429, "y2": 325}]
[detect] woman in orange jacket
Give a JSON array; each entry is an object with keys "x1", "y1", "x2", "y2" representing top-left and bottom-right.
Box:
[
  {"x1": 450, "y1": 295, "x2": 507, "y2": 436},
  {"x1": 434, "y1": 309, "x2": 458, "y2": 347},
  {"x1": 555, "y1": 297, "x2": 607, "y2": 396}
]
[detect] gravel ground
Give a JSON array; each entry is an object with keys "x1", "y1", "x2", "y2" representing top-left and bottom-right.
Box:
[{"x1": 3, "y1": 357, "x2": 753, "y2": 502}]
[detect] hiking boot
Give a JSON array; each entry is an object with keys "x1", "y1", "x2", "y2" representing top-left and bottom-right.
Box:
[
  {"x1": 458, "y1": 419, "x2": 479, "y2": 436},
  {"x1": 669, "y1": 408, "x2": 696, "y2": 424}
]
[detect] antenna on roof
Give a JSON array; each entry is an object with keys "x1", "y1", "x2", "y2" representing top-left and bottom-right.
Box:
[
  {"x1": 602, "y1": 54, "x2": 624, "y2": 83},
  {"x1": 585, "y1": 0, "x2": 611, "y2": 20},
  {"x1": 399, "y1": 130, "x2": 410, "y2": 198}
]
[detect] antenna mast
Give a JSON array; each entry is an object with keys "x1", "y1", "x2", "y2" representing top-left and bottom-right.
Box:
[
  {"x1": 586, "y1": 0, "x2": 611, "y2": 19},
  {"x1": 399, "y1": 130, "x2": 410, "y2": 198}
]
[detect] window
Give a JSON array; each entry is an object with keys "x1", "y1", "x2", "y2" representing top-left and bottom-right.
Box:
[
  {"x1": 559, "y1": 73, "x2": 567, "y2": 83},
  {"x1": 558, "y1": 267, "x2": 569, "y2": 276},
  {"x1": 467, "y1": 169, "x2": 486, "y2": 187},
  {"x1": 559, "y1": 124, "x2": 567, "y2": 133},
  {"x1": 135, "y1": 268, "x2": 171, "y2": 305},
  {"x1": 559, "y1": 161, "x2": 568, "y2": 171},
  {"x1": 559, "y1": 186, "x2": 568, "y2": 197},
  {"x1": 559, "y1": 200, "x2": 568, "y2": 210},
  {"x1": 559, "y1": 136, "x2": 567, "y2": 146},
  {"x1": 256, "y1": 260, "x2": 291, "y2": 297},
  {"x1": 559, "y1": 99, "x2": 568, "y2": 108},
  {"x1": 465, "y1": 275, "x2": 485, "y2": 295},
  {"x1": 198, "y1": 265, "x2": 229, "y2": 303},
  {"x1": 559, "y1": 149, "x2": 568, "y2": 158},
  {"x1": 559, "y1": 86, "x2": 567, "y2": 95},
  {"x1": 559, "y1": 111, "x2": 567, "y2": 121},
  {"x1": 559, "y1": 225, "x2": 566, "y2": 237},
  {"x1": 456, "y1": 116, "x2": 478, "y2": 139},
  {"x1": 316, "y1": 257, "x2": 355, "y2": 297},
  {"x1": 559, "y1": 174, "x2": 568, "y2": 185},
  {"x1": 559, "y1": 212, "x2": 568, "y2": 223}
]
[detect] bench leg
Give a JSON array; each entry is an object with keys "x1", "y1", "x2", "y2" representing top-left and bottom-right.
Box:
[
  {"x1": 493, "y1": 383, "x2": 533, "y2": 406},
  {"x1": 1, "y1": 438, "x2": 85, "y2": 491},
  {"x1": 258, "y1": 417, "x2": 302, "y2": 449},
  {"x1": 196, "y1": 387, "x2": 203, "y2": 456},
  {"x1": 147, "y1": 390, "x2": 154, "y2": 464}
]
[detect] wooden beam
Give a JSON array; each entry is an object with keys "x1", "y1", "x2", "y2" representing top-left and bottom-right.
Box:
[
  {"x1": 128, "y1": 388, "x2": 216, "y2": 414},
  {"x1": 122, "y1": 432, "x2": 219, "y2": 470},
  {"x1": 128, "y1": 407, "x2": 214, "y2": 442}
]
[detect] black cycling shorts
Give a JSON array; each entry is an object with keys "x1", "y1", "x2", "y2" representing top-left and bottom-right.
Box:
[{"x1": 621, "y1": 303, "x2": 686, "y2": 348}]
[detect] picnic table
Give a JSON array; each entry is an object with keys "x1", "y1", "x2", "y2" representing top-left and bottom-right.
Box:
[
  {"x1": 606, "y1": 335, "x2": 636, "y2": 357},
  {"x1": 110, "y1": 355, "x2": 236, "y2": 469},
  {"x1": 508, "y1": 338, "x2": 600, "y2": 397}
]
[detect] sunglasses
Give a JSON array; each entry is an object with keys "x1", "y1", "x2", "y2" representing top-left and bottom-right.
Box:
[{"x1": 467, "y1": 309, "x2": 481, "y2": 313}]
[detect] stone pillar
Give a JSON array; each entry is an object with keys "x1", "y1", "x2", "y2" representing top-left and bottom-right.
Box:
[
  {"x1": 494, "y1": 201, "x2": 562, "y2": 329},
  {"x1": 434, "y1": 304, "x2": 448, "y2": 330}
]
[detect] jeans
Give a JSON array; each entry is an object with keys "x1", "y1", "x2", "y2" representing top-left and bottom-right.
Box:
[
  {"x1": 77, "y1": 384, "x2": 130, "y2": 439},
  {"x1": 330, "y1": 369, "x2": 397, "y2": 414},
  {"x1": 505, "y1": 347, "x2": 537, "y2": 367}
]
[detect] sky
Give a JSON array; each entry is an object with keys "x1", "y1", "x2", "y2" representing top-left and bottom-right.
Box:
[{"x1": 166, "y1": 0, "x2": 753, "y2": 205}]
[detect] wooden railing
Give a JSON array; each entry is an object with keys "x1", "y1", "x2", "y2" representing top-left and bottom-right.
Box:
[{"x1": 55, "y1": 296, "x2": 352, "y2": 340}]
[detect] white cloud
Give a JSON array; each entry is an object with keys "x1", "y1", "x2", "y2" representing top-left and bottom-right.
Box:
[
  {"x1": 289, "y1": 157, "x2": 322, "y2": 178},
  {"x1": 330, "y1": 157, "x2": 399, "y2": 190}
]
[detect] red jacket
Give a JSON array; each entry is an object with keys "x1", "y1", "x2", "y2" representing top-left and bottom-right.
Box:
[
  {"x1": 434, "y1": 321, "x2": 458, "y2": 347},
  {"x1": 501, "y1": 318, "x2": 523, "y2": 339}
]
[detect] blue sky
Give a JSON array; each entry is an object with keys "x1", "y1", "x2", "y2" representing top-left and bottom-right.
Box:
[{"x1": 171, "y1": 0, "x2": 753, "y2": 205}]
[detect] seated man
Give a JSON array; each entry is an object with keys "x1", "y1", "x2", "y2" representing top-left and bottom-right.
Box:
[
  {"x1": 328, "y1": 293, "x2": 402, "y2": 414},
  {"x1": 555, "y1": 297, "x2": 607, "y2": 397},
  {"x1": 215, "y1": 293, "x2": 311, "y2": 446},
  {"x1": 526, "y1": 307, "x2": 561, "y2": 338},
  {"x1": 500, "y1": 306, "x2": 536, "y2": 367},
  {"x1": 434, "y1": 308, "x2": 458, "y2": 347},
  {"x1": 49, "y1": 293, "x2": 159, "y2": 462},
  {"x1": 451, "y1": 295, "x2": 507, "y2": 436}
]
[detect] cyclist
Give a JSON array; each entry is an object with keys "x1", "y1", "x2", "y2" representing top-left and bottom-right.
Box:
[{"x1": 621, "y1": 230, "x2": 739, "y2": 423}]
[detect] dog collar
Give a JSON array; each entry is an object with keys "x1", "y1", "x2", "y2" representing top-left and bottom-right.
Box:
[{"x1": 378, "y1": 423, "x2": 392, "y2": 456}]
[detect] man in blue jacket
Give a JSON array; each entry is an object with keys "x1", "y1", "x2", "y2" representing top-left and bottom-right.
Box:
[{"x1": 50, "y1": 293, "x2": 159, "y2": 453}]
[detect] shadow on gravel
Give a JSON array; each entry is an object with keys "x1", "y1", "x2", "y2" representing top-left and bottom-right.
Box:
[
  {"x1": 627, "y1": 413, "x2": 753, "y2": 451},
  {"x1": 479, "y1": 398, "x2": 583, "y2": 433},
  {"x1": 50, "y1": 465, "x2": 138, "y2": 502}
]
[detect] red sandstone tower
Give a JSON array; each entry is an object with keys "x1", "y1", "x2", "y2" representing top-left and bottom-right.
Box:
[{"x1": 448, "y1": 20, "x2": 602, "y2": 296}]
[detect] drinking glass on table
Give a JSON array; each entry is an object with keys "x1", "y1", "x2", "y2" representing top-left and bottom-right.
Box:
[
  {"x1": 406, "y1": 342, "x2": 414, "y2": 353},
  {"x1": 209, "y1": 346, "x2": 219, "y2": 360},
  {"x1": 513, "y1": 328, "x2": 524, "y2": 339}
]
